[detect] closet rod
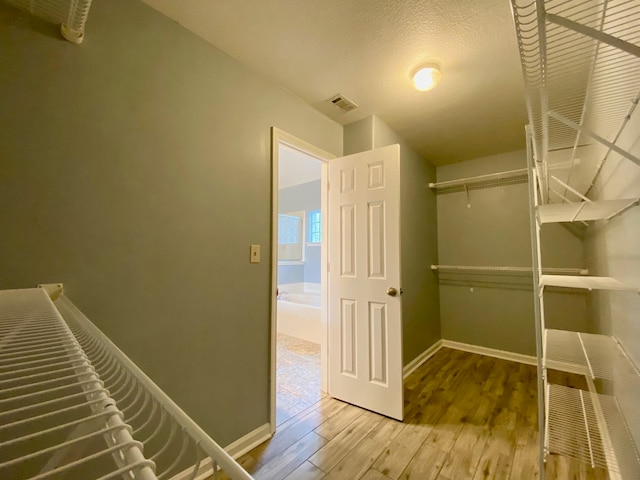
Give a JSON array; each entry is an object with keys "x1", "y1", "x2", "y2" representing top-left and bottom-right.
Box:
[
  {"x1": 431, "y1": 265, "x2": 589, "y2": 275},
  {"x1": 428, "y1": 168, "x2": 528, "y2": 189}
]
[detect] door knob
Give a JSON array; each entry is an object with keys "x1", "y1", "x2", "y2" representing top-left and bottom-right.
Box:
[{"x1": 387, "y1": 287, "x2": 398, "y2": 297}]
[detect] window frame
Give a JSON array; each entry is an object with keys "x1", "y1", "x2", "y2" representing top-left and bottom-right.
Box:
[
  {"x1": 308, "y1": 209, "x2": 322, "y2": 245},
  {"x1": 277, "y1": 210, "x2": 305, "y2": 262}
]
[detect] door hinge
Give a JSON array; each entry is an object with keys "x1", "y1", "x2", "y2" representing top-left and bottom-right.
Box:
[{"x1": 327, "y1": 182, "x2": 330, "y2": 191}]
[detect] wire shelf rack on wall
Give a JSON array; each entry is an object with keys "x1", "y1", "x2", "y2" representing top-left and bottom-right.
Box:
[
  {"x1": 0, "y1": 288, "x2": 254, "y2": 480},
  {"x1": 513, "y1": 1, "x2": 640, "y2": 477}
]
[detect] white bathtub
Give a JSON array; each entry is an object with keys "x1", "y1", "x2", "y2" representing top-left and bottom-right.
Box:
[{"x1": 277, "y1": 286, "x2": 321, "y2": 344}]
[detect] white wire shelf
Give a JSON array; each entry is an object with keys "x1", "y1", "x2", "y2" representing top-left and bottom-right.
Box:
[
  {"x1": 0, "y1": 288, "x2": 157, "y2": 480},
  {"x1": 545, "y1": 329, "x2": 640, "y2": 383},
  {"x1": 537, "y1": 198, "x2": 640, "y2": 224},
  {"x1": 547, "y1": 384, "x2": 640, "y2": 479},
  {"x1": 429, "y1": 168, "x2": 528, "y2": 189},
  {"x1": 431, "y1": 264, "x2": 588, "y2": 275},
  {"x1": 0, "y1": 288, "x2": 254, "y2": 480},
  {"x1": 539, "y1": 275, "x2": 640, "y2": 292}
]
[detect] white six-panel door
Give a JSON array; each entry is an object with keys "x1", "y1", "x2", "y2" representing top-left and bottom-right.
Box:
[{"x1": 328, "y1": 144, "x2": 403, "y2": 421}]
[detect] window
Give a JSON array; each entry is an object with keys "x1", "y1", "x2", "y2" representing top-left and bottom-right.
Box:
[
  {"x1": 308, "y1": 210, "x2": 321, "y2": 243},
  {"x1": 278, "y1": 212, "x2": 304, "y2": 261},
  {"x1": 278, "y1": 214, "x2": 300, "y2": 245}
]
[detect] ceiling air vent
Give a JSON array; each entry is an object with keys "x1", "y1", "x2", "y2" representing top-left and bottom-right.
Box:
[{"x1": 328, "y1": 94, "x2": 358, "y2": 113}]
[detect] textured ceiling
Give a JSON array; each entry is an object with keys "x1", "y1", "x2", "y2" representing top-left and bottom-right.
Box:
[{"x1": 141, "y1": 0, "x2": 528, "y2": 165}]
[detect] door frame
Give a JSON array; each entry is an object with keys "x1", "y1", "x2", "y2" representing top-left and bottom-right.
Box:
[{"x1": 270, "y1": 127, "x2": 335, "y2": 433}]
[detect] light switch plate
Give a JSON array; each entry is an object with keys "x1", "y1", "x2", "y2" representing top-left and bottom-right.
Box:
[{"x1": 250, "y1": 244, "x2": 261, "y2": 263}]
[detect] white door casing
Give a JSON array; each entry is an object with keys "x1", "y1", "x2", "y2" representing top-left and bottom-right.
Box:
[
  {"x1": 270, "y1": 128, "x2": 335, "y2": 433},
  {"x1": 328, "y1": 144, "x2": 403, "y2": 421}
]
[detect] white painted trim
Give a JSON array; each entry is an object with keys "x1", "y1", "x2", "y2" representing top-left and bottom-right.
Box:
[
  {"x1": 442, "y1": 339, "x2": 537, "y2": 366},
  {"x1": 319, "y1": 161, "x2": 328, "y2": 394},
  {"x1": 170, "y1": 423, "x2": 271, "y2": 480},
  {"x1": 273, "y1": 128, "x2": 337, "y2": 162},
  {"x1": 403, "y1": 340, "x2": 443, "y2": 379},
  {"x1": 270, "y1": 128, "x2": 335, "y2": 435},
  {"x1": 225, "y1": 422, "x2": 272, "y2": 459}
]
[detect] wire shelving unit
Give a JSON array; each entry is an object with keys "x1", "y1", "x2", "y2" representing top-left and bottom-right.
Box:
[
  {"x1": 0, "y1": 287, "x2": 254, "y2": 480},
  {"x1": 512, "y1": 1, "x2": 640, "y2": 478}
]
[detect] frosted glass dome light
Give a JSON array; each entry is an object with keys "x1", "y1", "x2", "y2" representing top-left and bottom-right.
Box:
[{"x1": 412, "y1": 64, "x2": 442, "y2": 92}]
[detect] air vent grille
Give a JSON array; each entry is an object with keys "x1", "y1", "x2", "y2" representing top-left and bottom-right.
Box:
[{"x1": 329, "y1": 94, "x2": 358, "y2": 113}]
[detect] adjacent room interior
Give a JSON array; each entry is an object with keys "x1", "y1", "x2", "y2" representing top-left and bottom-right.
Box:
[
  {"x1": 1, "y1": 0, "x2": 639, "y2": 480},
  {"x1": 275, "y1": 143, "x2": 324, "y2": 425}
]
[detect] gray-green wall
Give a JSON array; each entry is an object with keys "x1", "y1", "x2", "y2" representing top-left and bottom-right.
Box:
[
  {"x1": 0, "y1": 1, "x2": 342, "y2": 446},
  {"x1": 344, "y1": 116, "x2": 375, "y2": 157},
  {"x1": 343, "y1": 116, "x2": 441, "y2": 366},
  {"x1": 437, "y1": 150, "x2": 588, "y2": 355}
]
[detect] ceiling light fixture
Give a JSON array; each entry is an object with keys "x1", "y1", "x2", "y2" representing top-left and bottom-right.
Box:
[{"x1": 412, "y1": 64, "x2": 442, "y2": 92}]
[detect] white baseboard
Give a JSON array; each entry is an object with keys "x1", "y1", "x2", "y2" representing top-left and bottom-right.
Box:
[
  {"x1": 225, "y1": 422, "x2": 271, "y2": 459},
  {"x1": 170, "y1": 423, "x2": 271, "y2": 480},
  {"x1": 401, "y1": 338, "x2": 536, "y2": 379},
  {"x1": 403, "y1": 340, "x2": 443, "y2": 379},
  {"x1": 442, "y1": 339, "x2": 537, "y2": 366}
]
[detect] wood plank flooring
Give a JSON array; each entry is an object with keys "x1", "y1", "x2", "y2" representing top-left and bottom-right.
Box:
[{"x1": 219, "y1": 348, "x2": 607, "y2": 480}]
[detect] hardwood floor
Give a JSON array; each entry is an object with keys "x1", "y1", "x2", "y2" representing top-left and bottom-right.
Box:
[{"x1": 219, "y1": 348, "x2": 607, "y2": 480}]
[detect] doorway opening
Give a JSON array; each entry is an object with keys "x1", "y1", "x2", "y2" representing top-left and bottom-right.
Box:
[{"x1": 270, "y1": 129, "x2": 334, "y2": 431}]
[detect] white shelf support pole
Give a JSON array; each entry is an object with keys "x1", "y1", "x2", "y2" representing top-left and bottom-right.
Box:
[
  {"x1": 550, "y1": 176, "x2": 592, "y2": 203},
  {"x1": 548, "y1": 111, "x2": 640, "y2": 167},
  {"x1": 578, "y1": 390, "x2": 596, "y2": 468},
  {"x1": 606, "y1": 198, "x2": 640, "y2": 221},
  {"x1": 585, "y1": 95, "x2": 640, "y2": 196},
  {"x1": 536, "y1": 0, "x2": 549, "y2": 162},
  {"x1": 577, "y1": 333, "x2": 595, "y2": 380},
  {"x1": 526, "y1": 124, "x2": 547, "y2": 480},
  {"x1": 546, "y1": 13, "x2": 640, "y2": 59},
  {"x1": 570, "y1": 202, "x2": 587, "y2": 223},
  {"x1": 549, "y1": 187, "x2": 573, "y2": 203},
  {"x1": 544, "y1": 383, "x2": 550, "y2": 459}
]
